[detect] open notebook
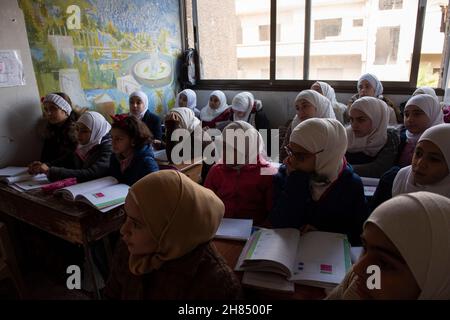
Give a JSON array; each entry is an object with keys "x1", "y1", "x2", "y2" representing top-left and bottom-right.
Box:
[
  {"x1": 0, "y1": 167, "x2": 49, "y2": 191},
  {"x1": 361, "y1": 177, "x2": 379, "y2": 197},
  {"x1": 54, "y1": 176, "x2": 129, "y2": 212},
  {"x1": 235, "y1": 229, "x2": 352, "y2": 291}
]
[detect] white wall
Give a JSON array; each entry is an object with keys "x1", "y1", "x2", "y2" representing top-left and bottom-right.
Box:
[{"x1": 0, "y1": 0, "x2": 42, "y2": 166}]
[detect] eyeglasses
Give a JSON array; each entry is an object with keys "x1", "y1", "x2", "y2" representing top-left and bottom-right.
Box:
[{"x1": 284, "y1": 145, "x2": 324, "y2": 161}]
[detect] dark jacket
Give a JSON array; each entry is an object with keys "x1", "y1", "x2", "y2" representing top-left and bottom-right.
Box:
[
  {"x1": 369, "y1": 166, "x2": 400, "y2": 212},
  {"x1": 47, "y1": 134, "x2": 112, "y2": 182},
  {"x1": 39, "y1": 116, "x2": 78, "y2": 167},
  {"x1": 270, "y1": 164, "x2": 368, "y2": 246},
  {"x1": 142, "y1": 110, "x2": 162, "y2": 141},
  {"x1": 103, "y1": 241, "x2": 242, "y2": 300},
  {"x1": 110, "y1": 144, "x2": 159, "y2": 186},
  {"x1": 345, "y1": 128, "x2": 400, "y2": 178}
]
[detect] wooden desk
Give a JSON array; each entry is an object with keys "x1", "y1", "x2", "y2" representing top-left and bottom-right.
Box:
[
  {"x1": 213, "y1": 239, "x2": 326, "y2": 300},
  {"x1": 0, "y1": 184, "x2": 125, "y2": 299},
  {"x1": 158, "y1": 158, "x2": 203, "y2": 184}
]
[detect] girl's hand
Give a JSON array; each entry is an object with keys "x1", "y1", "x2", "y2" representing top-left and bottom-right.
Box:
[
  {"x1": 36, "y1": 163, "x2": 50, "y2": 175},
  {"x1": 28, "y1": 161, "x2": 42, "y2": 174}
]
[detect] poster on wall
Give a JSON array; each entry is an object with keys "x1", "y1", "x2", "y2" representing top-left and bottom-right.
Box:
[
  {"x1": 0, "y1": 50, "x2": 25, "y2": 88},
  {"x1": 19, "y1": 0, "x2": 181, "y2": 118}
]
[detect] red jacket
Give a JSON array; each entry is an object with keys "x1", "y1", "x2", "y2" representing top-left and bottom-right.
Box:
[
  {"x1": 204, "y1": 161, "x2": 276, "y2": 226},
  {"x1": 201, "y1": 108, "x2": 232, "y2": 129}
]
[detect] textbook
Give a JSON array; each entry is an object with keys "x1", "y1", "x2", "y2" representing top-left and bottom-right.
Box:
[
  {"x1": 235, "y1": 229, "x2": 352, "y2": 290},
  {"x1": 0, "y1": 167, "x2": 49, "y2": 191},
  {"x1": 215, "y1": 218, "x2": 253, "y2": 241},
  {"x1": 54, "y1": 176, "x2": 129, "y2": 212},
  {"x1": 361, "y1": 177, "x2": 379, "y2": 197},
  {"x1": 154, "y1": 149, "x2": 168, "y2": 162},
  {"x1": 0, "y1": 166, "x2": 28, "y2": 178}
]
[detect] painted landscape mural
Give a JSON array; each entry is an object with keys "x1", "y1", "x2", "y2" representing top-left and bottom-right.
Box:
[{"x1": 19, "y1": 0, "x2": 181, "y2": 118}]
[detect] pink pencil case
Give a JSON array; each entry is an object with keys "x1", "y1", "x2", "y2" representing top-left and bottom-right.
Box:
[{"x1": 41, "y1": 177, "x2": 77, "y2": 193}]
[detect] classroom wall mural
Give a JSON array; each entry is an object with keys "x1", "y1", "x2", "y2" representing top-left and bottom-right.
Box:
[{"x1": 19, "y1": 0, "x2": 181, "y2": 118}]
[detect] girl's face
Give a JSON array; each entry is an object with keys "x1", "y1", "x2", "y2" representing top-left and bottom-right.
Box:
[
  {"x1": 178, "y1": 94, "x2": 188, "y2": 108},
  {"x1": 111, "y1": 127, "x2": 133, "y2": 156},
  {"x1": 43, "y1": 102, "x2": 68, "y2": 124},
  {"x1": 349, "y1": 108, "x2": 373, "y2": 137},
  {"x1": 310, "y1": 82, "x2": 323, "y2": 95},
  {"x1": 209, "y1": 95, "x2": 221, "y2": 110},
  {"x1": 358, "y1": 80, "x2": 376, "y2": 97},
  {"x1": 404, "y1": 105, "x2": 430, "y2": 135},
  {"x1": 129, "y1": 96, "x2": 146, "y2": 116},
  {"x1": 283, "y1": 142, "x2": 316, "y2": 173},
  {"x1": 352, "y1": 223, "x2": 420, "y2": 300},
  {"x1": 120, "y1": 194, "x2": 156, "y2": 256},
  {"x1": 295, "y1": 99, "x2": 316, "y2": 122},
  {"x1": 412, "y1": 140, "x2": 449, "y2": 185},
  {"x1": 76, "y1": 122, "x2": 91, "y2": 145},
  {"x1": 235, "y1": 110, "x2": 247, "y2": 119}
]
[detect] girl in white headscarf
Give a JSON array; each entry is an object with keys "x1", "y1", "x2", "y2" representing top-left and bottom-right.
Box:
[
  {"x1": 348, "y1": 73, "x2": 400, "y2": 125},
  {"x1": 30, "y1": 111, "x2": 113, "y2": 182},
  {"x1": 164, "y1": 107, "x2": 210, "y2": 164},
  {"x1": 280, "y1": 90, "x2": 336, "y2": 161},
  {"x1": 346, "y1": 97, "x2": 400, "y2": 178},
  {"x1": 327, "y1": 191, "x2": 450, "y2": 300},
  {"x1": 393, "y1": 124, "x2": 450, "y2": 199},
  {"x1": 129, "y1": 90, "x2": 162, "y2": 141},
  {"x1": 204, "y1": 121, "x2": 276, "y2": 226},
  {"x1": 397, "y1": 94, "x2": 444, "y2": 167},
  {"x1": 200, "y1": 90, "x2": 231, "y2": 130},
  {"x1": 311, "y1": 81, "x2": 348, "y2": 125},
  {"x1": 412, "y1": 86, "x2": 439, "y2": 100},
  {"x1": 175, "y1": 89, "x2": 200, "y2": 118},
  {"x1": 270, "y1": 118, "x2": 367, "y2": 245}
]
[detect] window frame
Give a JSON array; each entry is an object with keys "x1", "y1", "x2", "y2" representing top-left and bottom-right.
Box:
[{"x1": 181, "y1": 0, "x2": 445, "y2": 95}]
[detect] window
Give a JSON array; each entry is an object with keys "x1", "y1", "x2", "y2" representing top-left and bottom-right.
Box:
[
  {"x1": 353, "y1": 19, "x2": 363, "y2": 27},
  {"x1": 259, "y1": 25, "x2": 270, "y2": 41},
  {"x1": 418, "y1": 1, "x2": 448, "y2": 87},
  {"x1": 314, "y1": 18, "x2": 342, "y2": 40},
  {"x1": 187, "y1": 0, "x2": 449, "y2": 90},
  {"x1": 193, "y1": 0, "x2": 271, "y2": 80},
  {"x1": 374, "y1": 26, "x2": 400, "y2": 65},
  {"x1": 379, "y1": 0, "x2": 403, "y2": 10},
  {"x1": 259, "y1": 24, "x2": 281, "y2": 42}
]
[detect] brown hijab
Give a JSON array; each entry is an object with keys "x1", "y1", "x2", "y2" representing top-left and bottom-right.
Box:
[{"x1": 128, "y1": 170, "x2": 224, "y2": 275}]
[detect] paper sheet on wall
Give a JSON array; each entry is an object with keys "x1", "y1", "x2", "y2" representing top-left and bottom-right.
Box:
[{"x1": 0, "y1": 50, "x2": 25, "y2": 87}]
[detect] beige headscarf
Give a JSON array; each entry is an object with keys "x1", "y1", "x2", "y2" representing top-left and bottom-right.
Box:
[
  {"x1": 221, "y1": 120, "x2": 267, "y2": 166},
  {"x1": 392, "y1": 124, "x2": 450, "y2": 198},
  {"x1": 327, "y1": 191, "x2": 450, "y2": 300},
  {"x1": 127, "y1": 170, "x2": 225, "y2": 275},
  {"x1": 367, "y1": 191, "x2": 450, "y2": 299},
  {"x1": 291, "y1": 89, "x2": 336, "y2": 128},
  {"x1": 346, "y1": 96, "x2": 389, "y2": 157},
  {"x1": 167, "y1": 107, "x2": 201, "y2": 133},
  {"x1": 290, "y1": 118, "x2": 347, "y2": 201}
]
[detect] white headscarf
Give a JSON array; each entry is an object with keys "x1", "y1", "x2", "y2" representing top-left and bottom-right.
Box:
[
  {"x1": 291, "y1": 89, "x2": 336, "y2": 128},
  {"x1": 200, "y1": 90, "x2": 230, "y2": 122},
  {"x1": 231, "y1": 92, "x2": 255, "y2": 123},
  {"x1": 346, "y1": 97, "x2": 389, "y2": 157},
  {"x1": 290, "y1": 118, "x2": 347, "y2": 201},
  {"x1": 405, "y1": 94, "x2": 444, "y2": 143},
  {"x1": 221, "y1": 120, "x2": 267, "y2": 166},
  {"x1": 168, "y1": 107, "x2": 201, "y2": 133},
  {"x1": 76, "y1": 111, "x2": 111, "y2": 159},
  {"x1": 314, "y1": 81, "x2": 337, "y2": 104},
  {"x1": 175, "y1": 89, "x2": 197, "y2": 110},
  {"x1": 393, "y1": 124, "x2": 450, "y2": 198},
  {"x1": 358, "y1": 73, "x2": 383, "y2": 97},
  {"x1": 413, "y1": 87, "x2": 439, "y2": 101},
  {"x1": 43, "y1": 93, "x2": 72, "y2": 115},
  {"x1": 366, "y1": 191, "x2": 450, "y2": 299},
  {"x1": 129, "y1": 90, "x2": 149, "y2": 120}
]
